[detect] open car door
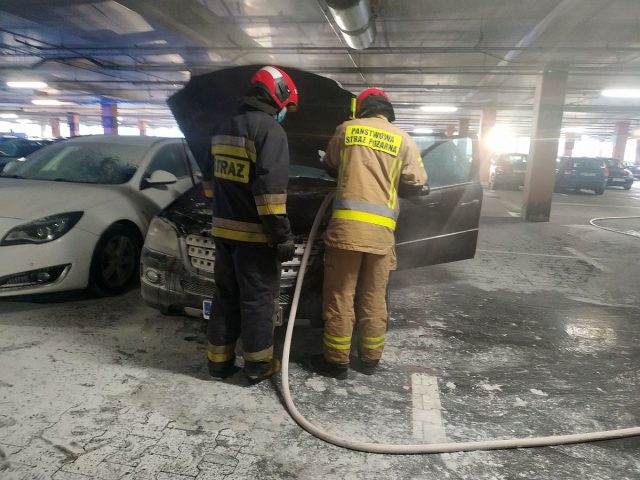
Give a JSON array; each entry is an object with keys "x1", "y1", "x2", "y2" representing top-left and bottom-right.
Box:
[{"x1": 395, "y1": 135, "x2": 483, "y2": 270}]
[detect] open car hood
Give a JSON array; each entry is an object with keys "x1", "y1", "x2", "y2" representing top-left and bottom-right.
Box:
[{"x1": 167, "y1": 65, "x2": 355, "y2": 169}]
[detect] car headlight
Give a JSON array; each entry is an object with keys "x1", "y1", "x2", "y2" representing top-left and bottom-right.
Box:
[
  {"x1": 1, "y1": 212, "x2": 84, "y2": 246},
  {"x1": 145, "y1": 217, "x2": 180, "y2": 257}
]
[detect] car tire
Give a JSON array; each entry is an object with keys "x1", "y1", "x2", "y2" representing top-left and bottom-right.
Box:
[
  {"x1": 89, "y1": 224, "x2": 141, "y2": 297},
  {"x1": 594, "y1": 187, "x2": 605, "y2": 195},
  {"x1": 624, "y1": 184, "x2": 632, "y2": 190}
]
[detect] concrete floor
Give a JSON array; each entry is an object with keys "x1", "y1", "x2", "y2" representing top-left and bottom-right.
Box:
[{"x1": 1, "y1": 183, "x2": 639, "y2": 479}]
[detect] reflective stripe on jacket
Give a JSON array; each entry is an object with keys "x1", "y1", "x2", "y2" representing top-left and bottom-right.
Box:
[
  {"x1": 323, "y1": 116, "x2": 427, "y2": 255},
  {"x1": 202, "y1": 109, "x2": 292, "y2": 244}
]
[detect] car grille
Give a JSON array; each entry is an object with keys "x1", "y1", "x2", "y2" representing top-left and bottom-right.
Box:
[{"x1": 180, "y1": 278, "x2": 215, "y2": 297}]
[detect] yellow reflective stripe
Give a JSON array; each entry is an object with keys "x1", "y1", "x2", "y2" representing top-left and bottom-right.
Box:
[
  {"x1": 350, "y1": 97, "x2": 357, "y2": 119},
  {"x1": 363, "y1": 335, "x2": 385, "y2": 343},
  {"x1": 212, "y1": 217, "x2": 265, "y2": 233},
  {"x1": 324, "y1": 339, "x2": 352, "y2": 350},
  {"x1": 256, "y1": 203, "x2": 287, "y2": 215},
  {"x1": 204, "y1": 188, "x2": 213, "y2": 198},
  {"x1": 332, "y1": 209, "x2": 397, "y2": 230},
  {"x1": 388, "y1": 157, "x2": 403, "y2": 208},
  {"x1": 244, "y1": 346, "x2": 273, "y2": 362},
  {"x1": 208, "y1": 343, "x2": 235, "y2": 363},
  {"x1": 211, "y1": 144, "x2": 256, "y2": 162},
  {"x1": 208, "y1": 351, "x2": 235, "y2": 362},
  {"x1": 362, "y1": 341, "x2": 385, "y2": 349},
  {"x1": 254, "y1": 194, "x2": 287, "y2": 205},
  {"x1": 211, "y1": 227, "x2": 270, "y2": 243},
  {"x1": 324, "y1": 333, "x2": 351, "y2": 343}
]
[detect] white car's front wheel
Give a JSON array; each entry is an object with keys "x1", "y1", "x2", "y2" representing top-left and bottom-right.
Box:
[{"x1": 89, "y1": 224, "x2": 141, "y2": 297}]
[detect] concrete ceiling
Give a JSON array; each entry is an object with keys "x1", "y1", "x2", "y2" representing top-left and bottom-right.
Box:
[{"x1": 0, "y1": 0, "x2": 639, "y2": 137}]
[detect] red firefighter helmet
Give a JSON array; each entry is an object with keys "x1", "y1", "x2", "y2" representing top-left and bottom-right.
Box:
[
  {"x1": 356, "y1": 88, "x2": 391, "y2": 117},
  {"x1": 250, "y1": 66, "x2": 299, "y2": 111}
]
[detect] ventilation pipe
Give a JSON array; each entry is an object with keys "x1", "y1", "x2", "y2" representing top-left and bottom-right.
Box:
[{"x1": 325, "y1": 0, "x2": 376, "y2": 50}]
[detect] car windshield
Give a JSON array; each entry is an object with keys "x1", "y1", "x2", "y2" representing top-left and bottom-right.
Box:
[{"x1": 1, "y1": 140, "x2": 148, "y2": 184}]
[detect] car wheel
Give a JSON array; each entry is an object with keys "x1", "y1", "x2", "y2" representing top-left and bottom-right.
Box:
[
  {"x1": 594, "y1": 187, "x2": 605, "y2": 195},
  {"x1": 89, "y1": 224, "x2": 141, "y2": 297},
  {"x1": 624, "y1": 184, "x2": 632, "y2": 190}
]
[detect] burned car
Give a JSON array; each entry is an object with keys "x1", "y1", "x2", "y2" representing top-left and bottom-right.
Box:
[{"x1": 140, "y1": 66, "x2": 483, "y2": 319}]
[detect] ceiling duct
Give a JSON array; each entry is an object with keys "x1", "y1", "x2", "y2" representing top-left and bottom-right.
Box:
[{"x1": 325, "y1": 0, "x2": 375, "y2": 50}]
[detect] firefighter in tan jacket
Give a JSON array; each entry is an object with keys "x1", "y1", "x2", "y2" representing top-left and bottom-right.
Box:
[{"x1": 312, "y1": 88, "x2": 428, "y2": 379}]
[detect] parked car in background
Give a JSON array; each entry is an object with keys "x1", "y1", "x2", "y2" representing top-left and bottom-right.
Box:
[
  {"x1": 623, "y1": 162, "x2": 640, "y2": 180},
  {"x1": 0, "y1": 135, "x2": 199, "y2": 297},
  {"x1": 140, "y1": 66, "x2": 483, "y2": 318},
  {"x1": 603, "y1": 158, "x2": 634, "y2": 189},
  {"x1": 0, "y1": 138, "x2": 52, "y2": 172},
  {"x1": 555, "y1": 156, "x2": 607, "y2": 194},
  {"x1": 489, "y1": 153, "x2": 528, "y2": 190}
]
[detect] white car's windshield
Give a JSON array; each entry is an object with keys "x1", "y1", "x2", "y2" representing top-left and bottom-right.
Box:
[{"x1": 2, "y1": 141, "x2": 148, "y2": 184}]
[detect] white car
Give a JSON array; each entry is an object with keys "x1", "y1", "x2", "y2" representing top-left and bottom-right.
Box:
[{"x1": 0, "y1": 135, "x2": 199, "y2": 297}]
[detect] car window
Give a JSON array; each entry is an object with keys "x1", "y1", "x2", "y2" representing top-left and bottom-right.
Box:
[
  {"x1": 420, "y1": 138, "x2": 473, "y2": 187},
  {"x1": 3, "y1": 141, "x2": 146, "y2": 184},
  {"x1": 145, "y1": 144, "x2": 189, "y2": 179},
  {"x1": 574, "y1": 158, "x2": 603, "y2": 169}
]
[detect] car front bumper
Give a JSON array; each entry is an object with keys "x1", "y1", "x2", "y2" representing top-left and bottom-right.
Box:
[
  {"x1": 140, "y1": 235, "x2": 323, "y2": 319},
  {"x1": 0, "y1": 225, "x2": 98, "y2": 296},
  {"x1": 607, "y1": 177, "x2": 634, "y2": 187}
]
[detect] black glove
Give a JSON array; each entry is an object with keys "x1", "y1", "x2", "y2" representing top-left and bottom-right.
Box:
[
  {"x1": 398, "y1": 182, "x2": 430, "y2": 198},
  {"x1": 275, "y1": 238, "x2": 296, "y2": 262}
]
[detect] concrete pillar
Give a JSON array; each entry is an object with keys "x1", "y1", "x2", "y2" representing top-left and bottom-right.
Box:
[
  {"x1": 67, "y1": 112, "x2": 80, "y2": 137},
  {"x1": 101, "y1": 102, "x2": 118, "y2": 135},
  {"x1": 479, "y1": 108, "x2": 497, "y2": 184},
  {"x1": 613, "y1": 121, "x2": 630, "y2": 161},
  {"x1": 49, "y1": 118, "x2": 61, "y2": 138},
  {"x1": 522, "y1": 68, "x2": 568, "y2": 222},
  {"x1": 459, "y1": 118, "x2": 470, "y2": 136},
  {"x1": 563, "y1": 132, "x2": 576, "y2": 157},
  {"x1": 636, "y1": 139, "x2": 640, "y2": 164},
  {"x1": 138, "y1": 120, "x2": 147, "y2": 136}
]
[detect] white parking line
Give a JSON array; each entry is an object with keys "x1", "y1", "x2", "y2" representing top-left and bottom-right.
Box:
[
  {"x1": 411, "y1": 374, "x2": 447, "y2": 443},
  {"x1": 507, "y1": 211, "x2": 520, "y2": 217},
  {"x1": 564, "y1": 247, "x2": 609, "y2": 273},
  {"x1": 554, "y1": 202, "x2": 640, "y2": 209}
]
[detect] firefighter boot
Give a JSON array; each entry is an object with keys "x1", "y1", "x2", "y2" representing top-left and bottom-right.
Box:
[
  {"x1": 246, "y1": 359, "x2": 281, "y2": 385},
  {"x1": 311, "y1": 354, "x2": 349, "y2": 380}
]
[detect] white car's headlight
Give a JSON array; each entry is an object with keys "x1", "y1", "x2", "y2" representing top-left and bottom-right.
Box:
[
  {"x1": 145, "y1": 217, "x2": 180, "y2": 257},
  {"x1": 1, "y1": 212, "x2": 84, "y2": 246}
]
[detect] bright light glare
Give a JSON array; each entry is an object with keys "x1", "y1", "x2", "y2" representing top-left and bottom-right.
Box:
[
  {"x1": 32, "y1": 99, "x2": 70, "y2": 106},
  {"x1": 488, "y1": 125, "x2": 517, "y2": 153},
  {"x1": 413, "y1": 127, "x2": 434, "y2": 134},
  {"x1": 602, "y1": 89, "x2": 640, "y2": 98},
  {"x1": 562, "y1": 127, "x2": 586, "y2": 133},
  {"x1": 420, "y1": 105, "x2": 458, "y2": 113},
  {"x1": 15, "y1": 119, "x2": 33, "y2": 124},
  {"x1": 7, "y1": 81, "x2": 48, "y2": 89},
  {"x1": 0, "y1": 113, "x2": 18, "y2": 119}
]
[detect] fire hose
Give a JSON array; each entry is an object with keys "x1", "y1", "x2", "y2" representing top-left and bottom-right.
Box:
[{"x1": 279, "y1": 192, "x2": 640, "y2": 453}]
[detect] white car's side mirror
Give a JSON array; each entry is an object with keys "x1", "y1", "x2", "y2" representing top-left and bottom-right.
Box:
[{"x1": 146, "y1": 170, "x2": 178, "y2": 185}]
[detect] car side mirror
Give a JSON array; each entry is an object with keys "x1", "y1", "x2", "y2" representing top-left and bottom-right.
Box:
[{"x1": 146, "y1": 169, "x2": 178, "y2": 186}]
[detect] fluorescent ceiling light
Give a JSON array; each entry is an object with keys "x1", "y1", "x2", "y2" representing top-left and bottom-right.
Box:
[
  {"x1": 562, "y1": 127, "x2": 586, "y2": 133},
  {"x1": 0, "y1": 113, "x2": 18, "y2": 119},
  {"x1": 15, "y1": 119, "x2": 32, "y2": 124},
  {"x1": 420, "y1": 105, "x2": 458, "y2": 113},
  {"x1": 602, "y1": 89, "x2": 640, "y2": 98},
  {"x1": 7, "y1": 81, "x2": 48, "y2": 89},
  {"x1": 413, "y1": 127, "x2": 434, "y2": 134},
  {"x1": 32, "y1": 99, "x2": 70, "y2": 106}
]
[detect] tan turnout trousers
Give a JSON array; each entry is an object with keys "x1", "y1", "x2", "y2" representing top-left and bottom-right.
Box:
[{"x1": 322, "y1": 246, "x2": 394, "y2": 364}]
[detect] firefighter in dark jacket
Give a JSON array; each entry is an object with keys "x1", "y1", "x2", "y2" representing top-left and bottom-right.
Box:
[{"x1": 202, "y1": 66, "x2": 298, "y2": 384}]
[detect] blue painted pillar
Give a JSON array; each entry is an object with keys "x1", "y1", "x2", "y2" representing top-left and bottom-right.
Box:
[{"x1": 101, "y1": 102, "x2": 118, "y2": 135}]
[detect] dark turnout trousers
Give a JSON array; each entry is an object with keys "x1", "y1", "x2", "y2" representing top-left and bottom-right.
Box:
[{"x1": 207, "y1": 241, "x2": 280, "y2": 377}]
